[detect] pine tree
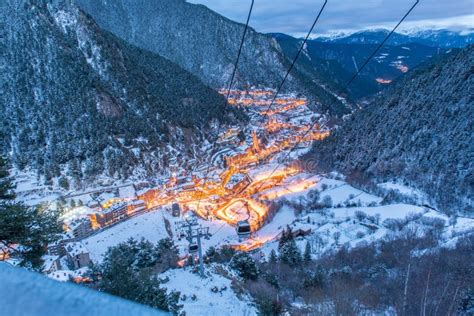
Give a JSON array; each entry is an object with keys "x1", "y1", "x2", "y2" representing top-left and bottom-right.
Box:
[
  {"x1": 278, "y1": 225, "x2": 293, "y2": 250},
  {"x1": 204, "y1": 246, "x2": 217, "y2": 263},
  {"x1": 458, "y1": 287, "x2": 474, "y2": 314},
  {"x1": 268, "y1": 249, "x2": 278, "y2": 264},
  {"x1": 95, "y1": 238, "x2": 181, "y2": 312},
  {"x1": 58, "y1": 176, "x2": 69, "y2": 190},
  {"x1": 304, "y1": 241, "x2": 312, "y2": 262},
  {"x1": 0, "y1": 156, "x2": 61, "y2": 270},
  {"x1": 0, "y1": 157, "x2": 15, "y2": 200},
  {"x1": 279, "y1": 238, "x2": 302, "y2": 265},
  {"x1": 230, "y1": 252, "x2": 258, "y2": 280},
  {"x1": 333, "y1": 231, "x2": 341, "y2": 245},
  {"x1": 278, "y1": 229, "x2": 288, "y2": 250}
]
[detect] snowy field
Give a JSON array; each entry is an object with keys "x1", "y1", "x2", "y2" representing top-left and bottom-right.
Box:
[
  {"x1": 81, "y1": 175, "x2": 474, "y2": 264},
  {"x1": 83, "y1": 208, "x2": 240, "y2": 263},
  {"x1": 161, "y1": 267, "x2": 257, "y2": 316}
]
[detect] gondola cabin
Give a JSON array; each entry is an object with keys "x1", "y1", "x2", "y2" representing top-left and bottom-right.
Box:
[
  {"x1": 189, "y1": 243, "x2": 199, "y2": 253},
  {"x1": 236, "y1": 220, "x2": 251, "y2": 239},
  {"x1": 171, "y1": 203, "x2": 180, "y2": 217}
]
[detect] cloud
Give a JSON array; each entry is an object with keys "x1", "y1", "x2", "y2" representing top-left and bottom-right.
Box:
[{"x1": 186, "y1": 0, "x2": 474, "y2": 35}]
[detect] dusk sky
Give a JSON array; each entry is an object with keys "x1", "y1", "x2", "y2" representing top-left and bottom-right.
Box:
[{"x1": 187, "y1": 0, "x2": 474, "y2": 36}]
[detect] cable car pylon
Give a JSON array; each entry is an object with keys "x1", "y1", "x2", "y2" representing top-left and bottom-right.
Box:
[{"x1": 176, "y1": 214, "x2": 210, "y2": 277}]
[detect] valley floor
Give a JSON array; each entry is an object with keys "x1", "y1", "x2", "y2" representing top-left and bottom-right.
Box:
[{"x1": 11, "y1": 89, "x2": 474, "y2": 315}]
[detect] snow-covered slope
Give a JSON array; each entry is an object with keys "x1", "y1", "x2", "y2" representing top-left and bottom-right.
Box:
[
  {"x1": 74, "y1": 0, "x2": 350, "y2": 116},
  {"x1": 1, "y1": 0, "x2": 239, "y2": 183},
  {"x1": 161, "y1": 267, "x2": 257, "y2": 316},
  {"x1": 308, "y1": 46, "x2": 474, "y2": 214},
  {"x1": 0, "y1": 264, "x2": 168, "y2": 316}
]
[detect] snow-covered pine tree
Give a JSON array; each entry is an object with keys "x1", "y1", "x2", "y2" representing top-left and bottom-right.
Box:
[
  {"x1": 94, "y1": 237, "x2": 180, "y2": 312},
  {"x1": 279, "y1": 238, "x2": 302, "y2": 265},
  {"x1": 304, "y1": 241, "x2": 312, "y2": 262},
  {"x1": 278, "y1": 225, "x2": 293, "y2": 250},
  {"x1": 230, "y1": 252, "x2": 258, "y2": 280},
  {"x1": 268, "y1": 249, "x2": 278, "y2": 264},
  {"x1": 0, "y1": 157, "x2": 61, "y2": 270}
]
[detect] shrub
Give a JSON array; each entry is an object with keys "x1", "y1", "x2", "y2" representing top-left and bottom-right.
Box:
[
  {"x1": 322, "y1": 196, "x2": 333, "y2": 208},
  {"x1": 246, "y1": 280, "x2": 284, "y2": 315},
  {"x1": 355, "y1": 210, "x2": 367, "y2": 222}
]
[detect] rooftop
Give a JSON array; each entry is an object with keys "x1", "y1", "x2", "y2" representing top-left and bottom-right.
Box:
[{"x1": 65, "y1": 242, "x2": 89, "y2": 257}]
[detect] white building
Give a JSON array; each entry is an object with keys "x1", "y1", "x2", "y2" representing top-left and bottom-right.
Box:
[{"x1": 65, "y1": 242, "x2": 91, "y2": 270}]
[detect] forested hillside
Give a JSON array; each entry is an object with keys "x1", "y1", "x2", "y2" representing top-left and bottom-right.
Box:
[
  {"x1": 74, "y1": 0, "x2": 350, "y2": 116},
  {"x1": 307, "y1": 45, "x2": 474, "y2": 214},
  {"x1": 1, "y1": 0, "x2": 242, "y2": 183}
]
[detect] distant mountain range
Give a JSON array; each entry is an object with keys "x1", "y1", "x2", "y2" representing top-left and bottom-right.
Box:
[
  {"x1": 271, "y1": 32, "x2": 456, "y2": 99},
  {"x1": 306, "y1": 45, "x2": 474, "y2": 213},
  {"x1": 74, "y1": 0, "x2": 350, "y2": 116},
  {"x1": 1, "y1": 0, "x2": 472, "y2": 185},
  {"x1": 1, "y1": 0, "x2": 242, "y2": 182},
  {"x1": 315, "y1": 29, "x2": 474, "y2": 48}
]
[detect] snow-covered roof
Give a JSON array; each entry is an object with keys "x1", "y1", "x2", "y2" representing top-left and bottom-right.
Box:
[
  {"x1": 129, "y1": 199, "x2": 145, "y2": 206},
  {"x1": 65, "y1": 242, "x2": 89, "y2": 257},
  {"x1": 68, "y1": 218, "x2": 90, "y2": 230},
  {"x1": 98, "y1": 202, "x2": 127, "y2": 215},
  {"x1": 42, "y1": 255, "x2": 59, "y2": 272},
  {"x1": 61, "y1": 206, "x2": 95, "y2": 224},
  {"x1": 109, "y1": 201, "x2": 127, "y2": 210}
]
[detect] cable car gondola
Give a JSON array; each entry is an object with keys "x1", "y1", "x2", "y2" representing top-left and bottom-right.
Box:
[
  {"x1": 171, "y1": 203, "x2": 180, "y2": 217},
  {"x1": 236, "y1": 220, "x2": 251, "y2": 239},
  {"x1": 189, "y1": 243, "x2": 199, "y2": 254}
]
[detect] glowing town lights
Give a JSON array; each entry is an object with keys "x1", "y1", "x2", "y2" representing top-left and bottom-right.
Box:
[
  {"x1": 102, "y1": 197, "x2": 133, "y2": 209},
  {"x1": 214, "y1": 198, "x2": 269, "y2": 231},
  {"x1": 259, "y1": 177, "x2": 318, "y2": 200},
  {"x1": 376, "y1": 78, "x2": 392, "y2": 84},
  {"x1": 232, "y1": 236, "x2": 274, "y2": 252},
  {"x1": 105, "y1": 88, "x2": 332, "y2": 251}
]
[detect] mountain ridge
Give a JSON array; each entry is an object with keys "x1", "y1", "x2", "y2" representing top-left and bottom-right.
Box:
[
  {"x1": 313, "y1": 28, "x2": 474, "y2": 48},
  {"x1": 270, "y1": 32, "x2": 450, "y2": 99},
  {"x1": 305, "y1": 45, "x2": 474, "y2": 213},
  {"x1": 1, "y1": 0, "x2": 241, "y2": 183},
  {"x1": 74, "y1": 0, "x2": 350, "y2": 116}
]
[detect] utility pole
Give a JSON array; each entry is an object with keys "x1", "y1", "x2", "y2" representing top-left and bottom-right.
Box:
[{"x1": 176, "y1": 215, "x2": 210, "y2": 277}]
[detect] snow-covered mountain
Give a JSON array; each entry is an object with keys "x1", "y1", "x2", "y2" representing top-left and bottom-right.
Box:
[
  {"x1": 74, "y1": 0, "x2": 350, "y2": 116},
  {"x1": 307, "y1": 45, "x2": 474, "y2": 214},
  {"x1": 316, "y1": 28, "x2": 474, "y2": 48},
  {"x1": 271, "y1": 32, "x2": 451, "y2": 99},
  {"x1": 0, "y1": 0, "x2": 242, "y2": 183}
]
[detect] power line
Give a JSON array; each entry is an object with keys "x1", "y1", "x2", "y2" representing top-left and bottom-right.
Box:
[
  {"x1": 346, "y1": 1, "x2": 420, "y2": 86},
  {"x1": 194, "y1": 0, "x2": 327, "y2": 223},
  {"x1": 258, "y1": 0, "x2": 328, "y2": 119},
  {"x1": 176, "y1": 216, "x2": 210, "y2": 277},
  {"x1": 193, "y1": 0, "x2": 255, "y2": 213},
  {"x1": 224, "y1": 0, "x2": 255, "y2": 103},
  {"x1": 228, "y1": 0, "x2": 420, "y2": 217}
]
